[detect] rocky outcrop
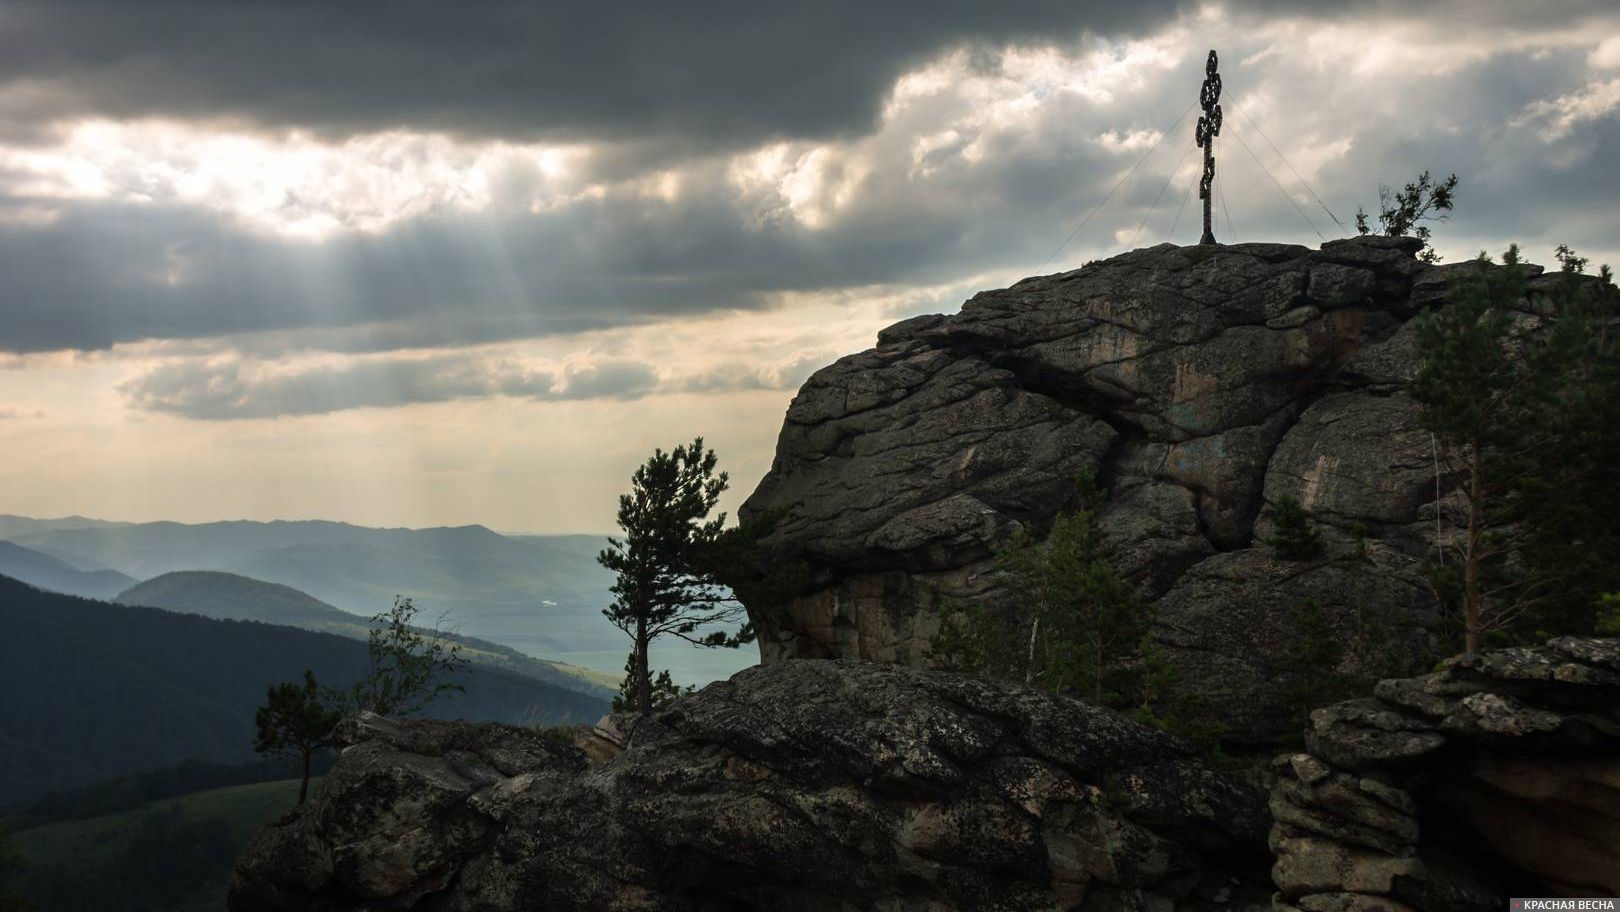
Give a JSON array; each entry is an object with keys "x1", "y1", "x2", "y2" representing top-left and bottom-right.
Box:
[
  {"x1": 1270, "y1": 637, "x2": 1620, "y2": 910},
  {"x1": 740, "y1": 237, "x2": 1571, "y2": 743},
  {"x1": 230, "y1": 659, "x2": 1272, "y2": 912}
]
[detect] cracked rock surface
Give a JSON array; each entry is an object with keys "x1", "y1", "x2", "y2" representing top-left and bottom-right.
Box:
[
  {"x1": 228, "y1": 660, "x2": 1271, "y2": 912},
  {"x1": 739, "y1": 236, "x2": 1568, "y2": 743},
  {"x1": 1271, "y1": 637, "x2": 1620, "y2": 911}
]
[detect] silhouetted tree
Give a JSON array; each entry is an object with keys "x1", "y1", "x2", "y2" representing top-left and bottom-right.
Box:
[
  {"x1": 599, "y1": 438, "x2": 752, "y2": 712},
  {"x1": 1356, "y1": 170, "x2": 1458, "y2": 263},
  {"x1": 253, "y1": 669, "x2": 342, "y2": 804}
]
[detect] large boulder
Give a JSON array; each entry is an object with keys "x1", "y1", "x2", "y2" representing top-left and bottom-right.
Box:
[
  {"x1": 1269, "y1": 637, "x2": 1620, "y2": 911},
  {"x1": 229, "y1": 660, "x2": 1273, "y2": 912},
  {"x1": 740, "y1": 237, "x2": 1552, "y2": 743}
]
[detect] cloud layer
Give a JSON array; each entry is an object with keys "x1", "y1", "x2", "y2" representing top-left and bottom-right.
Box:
[
  {"x1": 1, "y1": 2, "x2": 1619, "y2": 528},
  {"x1": 0, "y1": 0, "x2": 1197, "y2": 148},
  {"x1": 119, "y1": 355, "x2": 673, "y2": 420}
]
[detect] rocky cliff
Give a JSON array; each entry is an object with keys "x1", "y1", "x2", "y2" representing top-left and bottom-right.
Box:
[
  {"x1": 739, "y1": 236, "x2": 1576, "y2": 743},
  {"x1": 1271, "y1": 636, "x2": 1620, "y2": 909},
  {"x1": 228, "y1": 660, "x2": 1271, "y2": 912},
  {"x1": 227, "y1": 639, "x2": 1620, "y2": 911},
  {"x1": 227, "y1": 242, "x2": 1620, "y2": 912}
]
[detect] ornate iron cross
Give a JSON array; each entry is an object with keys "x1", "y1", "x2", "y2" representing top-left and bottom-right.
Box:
[{"x1": 1195, "y1": 49, "x2": 1222, "y2": 245}]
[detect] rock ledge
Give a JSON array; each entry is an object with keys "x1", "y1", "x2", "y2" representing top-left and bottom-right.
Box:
[
  {"x1": 1270, "y1": 637, "x2": 1620, "y2": 911},
  {"x1": 230, "y1": 660, "x2": 1271, "y2": 911}
]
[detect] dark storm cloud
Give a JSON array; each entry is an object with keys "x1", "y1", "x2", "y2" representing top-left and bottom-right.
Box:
[
  {"x1": 2, "y1": 2, "x2": 1618, "y2": 383},
  {"x1": 5, "y1": 28, "x2": 1620, "y2": 359},
  {"x1": 7, "y1": 1, "x2": 1609, "y2": 149},
  {"x1": 0, "y1": 186, "x2": 807, "y2": 353},
  {"x1": 0, "y1": 123, "x2": 1134, "y2": 355},
  {"x1": 0, "y1": 0, "x2": 1185, "y2": 147}
]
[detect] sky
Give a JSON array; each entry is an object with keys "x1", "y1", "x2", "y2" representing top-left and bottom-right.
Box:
[{"x1": 0, "y1": 1, "x2": 1617, "y2": 534}]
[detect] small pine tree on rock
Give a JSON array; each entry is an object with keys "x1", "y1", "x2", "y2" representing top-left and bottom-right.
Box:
[
  {"x1": 1266, "y1": 495, "x2": 1324, "y2": 561},
  {"x1": 1275, "y1": 599, "x2": 1355, "y2": 728},
  {"x1": 1356, "y1": 170, "x2": 1458, "y2": 263},
  {"x1": 932, "y1": 472, "x2": 1152, "y2": 706}
]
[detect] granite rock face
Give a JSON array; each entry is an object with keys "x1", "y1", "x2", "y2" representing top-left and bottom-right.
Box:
[
  {"x1": 229, "y1": 660, "x2": 1272, "y2": 912},
  {"x1": 1270, "y1": 637, "x2": 1620, "y2": 911},
  {"x1": 740, "y1": 237, "x2": 1547, "y2": 743}
]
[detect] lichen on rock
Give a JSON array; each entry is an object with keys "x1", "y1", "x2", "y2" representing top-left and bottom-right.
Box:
[
  {"x1": 229, "y1": 660, "x2": 1273, "y2": 912},
  {"x1": 739, "y1": 235, "x2": 1545, "y2": 744}
]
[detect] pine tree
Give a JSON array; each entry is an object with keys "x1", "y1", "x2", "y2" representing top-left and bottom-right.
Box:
[
  {"x1": 1597, "y1": 595, "x2": 1620, "y2": 636},
  {"x1": 598, "y1": 438, "x2": 752, "y2": 712},
  {"x1": 1265, "y1": 495, "x2": 1324, "y2": 561},
  {"x1": 932, "y1": 473, "x2": 1153, "y2": 707},
  {"x1": 608, "y1": 652, "x2": 691, "y2": 713},
  {"x1": 1355, "y1": 170, "x2": 1458, "y2": 263},
  {"x1": 1413, "y1": 245, "x2": 1620, "y2": 650},
  {"x1": 253, "y1": 670, "x2": 342, "y2": 805},
  {"x1": 1274, "y1": 600, "x2": 1355, "y2": 728}
]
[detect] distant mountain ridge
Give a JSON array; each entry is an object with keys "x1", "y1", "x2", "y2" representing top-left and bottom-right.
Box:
[
  {"x1": 116, "y1": 571, "x2": 617, "y2": 696},
  {"x1": 0, "y1": 540, "x2": 138, "y2": 600},
  {"x1": 0, "y1": 573, "x2": 609, "y2": 805},
  {"x1": 117, "y1": 571, "x2": 353, "y2": 624},
  {"x1": 0, "y1": 514, "x2": 623, "y2": 654}
]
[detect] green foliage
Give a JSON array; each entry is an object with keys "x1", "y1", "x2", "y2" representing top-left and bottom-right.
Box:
[
  {"x1": 1355, "y1": 170, "x2": 1458, "y2": 263},
  {"x1": 533, "y1": 724, "x2": 582, "y2": 748},
  {"x1": 598, "y1": 438, "x2": 752, "y2": 712},
  {"x1": 1596, "y1": 595, "x2": 1620, "y2": 637},
  {"x1": 117, "y1": 805, "x2": 234, "y2": 904},
  {"x1": 1126, "y1": 637, "x2": 1227, "y2": 757},
  {"x1": 5, "y1": 757, "x2": 336, "y2": 832},
  {"x1": 329, "y1": 596, "x2": 468, "y2": 717},
  {"x1": 703, "y1": 508, "x2": 810, "y2": 624},
  {"x1": 932, "y1": 473, "x2": 1154, "y2": 707},
  {"x1": 1274, "y1": 600, "x2": 1355, "y2": 727},
  {"x1": 1413, "y1": 244, "x2": 1620, "y2": 650},
  {"x1": 0, "y1": 824, "x2": 31, "y2": 912},
  {"x1": 609, "y1": 652, "x2": 692, "y2": 713},
  {"x1": 1347, "y1": 523, "x2": 1371, "y2": 562},
  {"x1": 253, "y1": 669, "x2": 342, "y2": 805},
  {"x1": 1265, "y1": 495, "x2": 1325, "y2": 561},
  {"x1": 8, "y1": 780, "x2": 304, "y2": 912}
]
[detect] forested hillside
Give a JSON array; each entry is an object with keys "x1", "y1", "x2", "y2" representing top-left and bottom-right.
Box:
[
  {"x1": 10, "y1": 778, "x2": 310, "y2": 912},
  {"x1": 117, "y1": 570, "x2": 355, "y2": 624},
  {"x1": 0, "y1": 574, "x2": 608, "y2": 805}
]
